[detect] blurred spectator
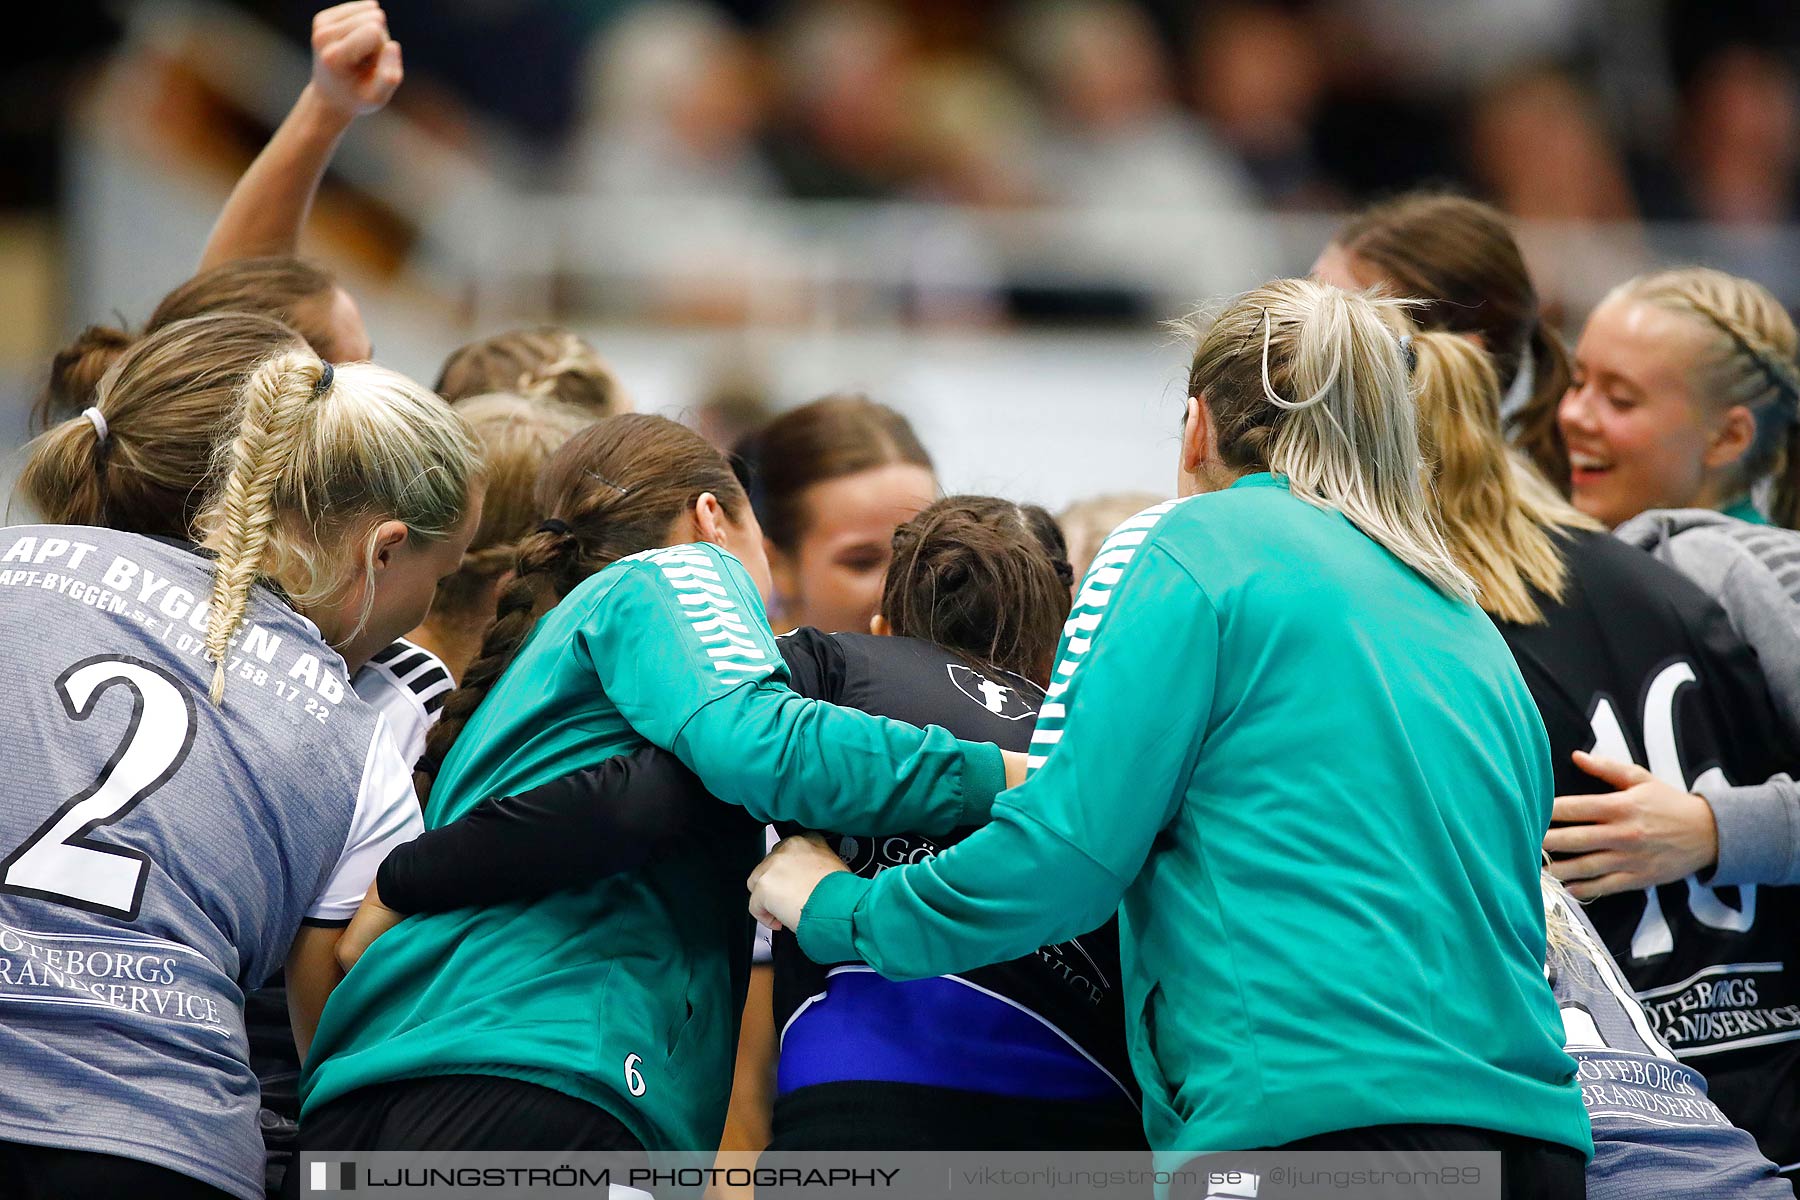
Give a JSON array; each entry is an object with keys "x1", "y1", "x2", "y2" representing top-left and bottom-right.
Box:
[
  {"x1": 764, "y1": 1, "x2": 920, "y2": 200},
  {"x1": 1656, "y1": 45, "x2": 1800, "y2": 303},
  {"x1": 1011, "y1": 0, "x2": 1265, "y2": 316},
  {"x1": 563, "y1": 2, "x2": 799, "y2": 322},
  {"x1": 1680, "y1": 46, "x2": 1800, "y2": 225},
  {"x1": 896, "y1": 58, "x2": 1033, "y2": 322},
  {"x1": 1024, "y1": 0, "x2": 1256, "y2": 213},
  {"x1": 906, "y1": 57, "x2": 1039, "y2": 209},
  {"x1": 566, "y1": 2, "x2": 777, "y2": 201},
  {"x1": 1189, "y1": 3, "x2": 1340, "y2": 209},
  {"x1": 1468, "y1": 66, "x2": 1638, "y2": 223},
  {"x1": 1466, "y1": 67, "x2": 1646, "y2": 331},
  {"x1": 1328, "y1": 0, "x2": 1590, "y2": 94}
]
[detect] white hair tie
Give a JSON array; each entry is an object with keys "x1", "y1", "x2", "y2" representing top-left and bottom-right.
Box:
[{"x1": 81, "y1": 407, "x2": 109, "y2": 445}]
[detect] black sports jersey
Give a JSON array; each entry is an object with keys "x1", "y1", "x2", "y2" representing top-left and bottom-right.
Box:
[
  {"x1": 1498, "y1": 528, "x2": 1800, "y2": 1170},
  {"x1": 767, "y1": 630, "x2": 1138, "y2": 1143}
]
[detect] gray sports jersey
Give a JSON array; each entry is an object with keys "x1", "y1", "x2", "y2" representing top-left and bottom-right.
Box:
[
  {"x1": 0, "y1": 527, "x2": 420, "y2": 1199},
  {"x1": 1548, "y1": 888, "x2": 1793, "y2": 1198}
]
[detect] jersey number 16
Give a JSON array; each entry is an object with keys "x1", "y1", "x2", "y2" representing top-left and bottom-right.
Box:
[{"x1": 1587, "y1": 660, "x2": 1755, "y2": 960}]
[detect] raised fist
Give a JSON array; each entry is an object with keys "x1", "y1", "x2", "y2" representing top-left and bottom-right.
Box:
[{"x1": 310, "y1": 1, "x2": 403, "y2": 120}]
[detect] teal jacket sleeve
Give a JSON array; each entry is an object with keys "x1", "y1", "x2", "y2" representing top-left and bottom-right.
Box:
[
  {"x1": 797, "y1": 542, "x2": 1217, "y2": 977},
  {"x1": 577, "y1": 544, "x2": 1004, "y2": 835}
]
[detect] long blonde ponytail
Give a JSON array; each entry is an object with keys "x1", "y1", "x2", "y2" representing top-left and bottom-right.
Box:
[
  {"x1": 1409, "y1": 330, "x2": 1599, "y2": 624},
  {"x1": 1182, "y1": 279, "x2": 1477, "y2": 603}
]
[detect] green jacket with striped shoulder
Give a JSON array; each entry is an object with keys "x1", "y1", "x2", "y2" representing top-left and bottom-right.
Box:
[
  {"x1": 299, "y1": 542, "x2": 1006, "y2": 1151},
  {"x1": 797, "y1": 474, "x2": 1594, "y2": 1158}
]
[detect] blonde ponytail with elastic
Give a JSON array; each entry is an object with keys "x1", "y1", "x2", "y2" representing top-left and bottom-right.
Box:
[{"x1": 1180, "y1": 279, "x2": 1477, "y2": 603}]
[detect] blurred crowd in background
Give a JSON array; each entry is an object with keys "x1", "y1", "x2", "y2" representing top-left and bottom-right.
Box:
[
  {"x1": 24, "y1": 0, "x2": 1798, "y2": 219},
  {"x1": 9, "y1": 0, "x2": 1800, "y2": 498}
]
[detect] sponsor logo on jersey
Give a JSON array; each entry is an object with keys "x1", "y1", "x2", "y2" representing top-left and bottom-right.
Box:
[{"x1": 945, "y1": 663, "x2": 1038, "y2": 721}]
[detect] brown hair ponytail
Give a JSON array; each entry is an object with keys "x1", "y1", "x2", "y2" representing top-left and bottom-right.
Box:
[
  {"x1": 882, "y1": 496, "x2": 1072, "y2": 687},
  {"x1": 34, "y1": 258, "x2": 347, "y2": 430},
  {"x1": 36, "y1": 324, "x2": 135, "y2": 430},
  {"x1": 420, "y1": 414, "x2": 750, "y2": 786},
  {"x1": 1329, "y1": 192, "x2": 1571, "y2": 488},
  {"x1": 16, "y1": 313, "x2": 304, "y2": 538}
]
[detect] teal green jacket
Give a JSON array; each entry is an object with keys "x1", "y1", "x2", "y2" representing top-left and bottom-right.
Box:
[
  {"x1": 798, "y1": 476, "x2": 1593, "y2": 1157},
  {"x1": 300, "y1": 544, "x2": 1004, "y2": 1151},
  {"x1": 1721, "y1": 496, "x2": 1771, "y2": 526}
]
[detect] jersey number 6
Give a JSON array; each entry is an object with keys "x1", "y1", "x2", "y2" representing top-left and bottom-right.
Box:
[{"x1": 0, "y1": 656, "x2": 197, "y2": 920}]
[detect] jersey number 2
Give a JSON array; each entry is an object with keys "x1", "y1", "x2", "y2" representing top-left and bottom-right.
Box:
[{"x1": 0, "y1": 656, "x2": 196, "y2": 920}]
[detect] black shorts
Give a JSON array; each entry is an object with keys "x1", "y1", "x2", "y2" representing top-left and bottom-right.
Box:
[
  {"x1": 0, "y1": 1140, "x2": 234, "y2": 1200},
  {"x1": 1172, "y1": 1123, "x2": 1585, "y2": 1200},
  {"x1": 767, "y1": 1081, "x2": 1147, "y2": 1151},
  {"x1": 292, "y1": 1074, "x2": 642, "y2": 1167}
]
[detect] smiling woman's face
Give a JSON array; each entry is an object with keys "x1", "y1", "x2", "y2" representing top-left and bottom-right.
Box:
[
  {"x1": 1558, "y1": 295, "x2": 1721, "y2": 527},
  {"x1": 768, "y1": 462, "x2": 937, "y2": 634}
]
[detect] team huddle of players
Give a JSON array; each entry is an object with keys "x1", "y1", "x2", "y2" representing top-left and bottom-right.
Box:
[{"x1": 2, "y1": 5, "x2": 1800, "y2": 1200}]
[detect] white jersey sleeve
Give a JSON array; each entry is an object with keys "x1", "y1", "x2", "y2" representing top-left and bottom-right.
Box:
[
  {"x1": 305, "y1": 716, "x2": 424, "y2": 923},
  {"x1": 350, "y1": 638, "x2": 454, "y2": 769}
]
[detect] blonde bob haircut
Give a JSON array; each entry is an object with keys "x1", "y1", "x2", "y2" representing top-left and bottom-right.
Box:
[
  {"x1": 1409, "y1": 330, "x2": 1599, "y2": 625},
  {"x1": 1180, "y1": 278, "x2": 1477, "y2": 604},
  {"x1": 195, "y1": 352, "x2": 483, "y2": 704}
]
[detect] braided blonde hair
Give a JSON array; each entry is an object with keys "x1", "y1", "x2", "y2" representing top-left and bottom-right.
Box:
[
  {"x1": 1178, "y1": 279, "x2": 1478, "y2": 603},
  {"x1": 435, "y1": 328, "x2": 625, "y2": 416},
  {"x1": 196, "y1": 352, "x2": 482, "y2": 705},
  {"x1": 1612, "y1": 268, "x2": 1800, "y2": 526}
]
